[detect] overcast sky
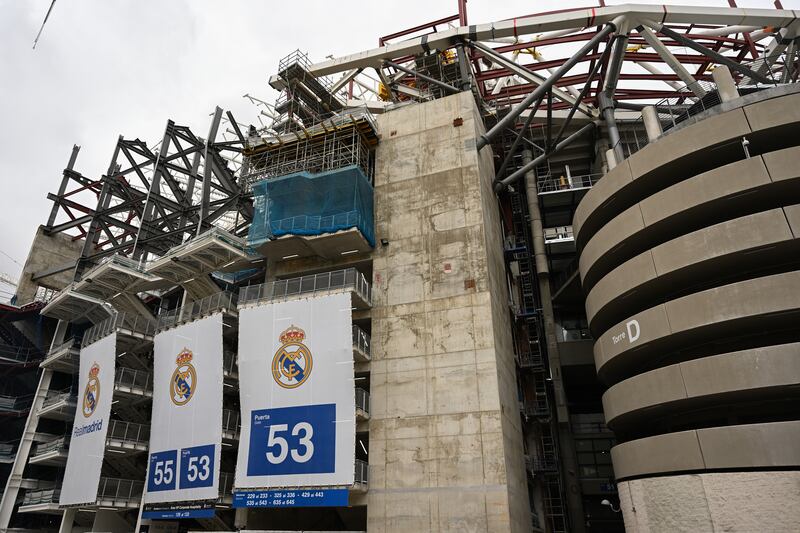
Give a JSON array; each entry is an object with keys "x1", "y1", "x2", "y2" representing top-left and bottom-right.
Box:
[{"x1": 0, "y1": 0, "x2": 794, "y2": 299}]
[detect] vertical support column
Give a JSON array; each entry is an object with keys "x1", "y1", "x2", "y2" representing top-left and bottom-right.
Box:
[
  {"x1": 234, "y1": 507, "x2": 248, "y2": 529},
  {"x1": 0, "y1": 369, "x2": 54, "y2": 530},
  {"x1": 47, "y1": 145, "x2": 81, "y2": 228},
  {"x1": 712, "y1": 65, "x2": 740, "y2": 102},
  {"x1": 523, "y1": 150, "x2": 586, "y2": 533},
  {"x1": 455, "y1": 42, "x2": 473, "y2": 91},
  {"x1": 198, "y1": 108, "x2": 223, "y2": 236},
  {"x1": 642, "y1": 105, "x2": 663, "y2": 142},
  {"x1": 58, "y1": 508, "x2": 76, "y2": 533},
  {"x1": 605, "y1": 148, "x2": 618, "y2": 170}
]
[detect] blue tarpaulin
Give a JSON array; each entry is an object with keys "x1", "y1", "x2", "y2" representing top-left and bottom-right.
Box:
[{"x1": 248, "y1": 165, "x2": 375, "y2": 247}]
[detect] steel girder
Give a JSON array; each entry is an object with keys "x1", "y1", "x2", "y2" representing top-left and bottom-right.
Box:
[{"x1": 42, "y1": 108, "x2": 253, "y2": 281}]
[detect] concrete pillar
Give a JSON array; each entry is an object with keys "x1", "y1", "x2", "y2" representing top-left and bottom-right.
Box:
[
  {"x1": 605, "y1": 148, "x2": 618, "y2": 170},
  {"x1": 58, "y1": 508, "x2": 76, "y2": 533},
  {"x1": 712, "y1": 65, "x2": 739, "y2": 103},
  {"x1": 234, "y1": 507, "x2": 248, "y2": 529},
  {"x1": 642, "y1": 105, "x2": 663, "y2": 142}
]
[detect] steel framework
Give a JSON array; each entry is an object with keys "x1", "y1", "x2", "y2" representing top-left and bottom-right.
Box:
[{"x1": 43, "y1": 107, "x2": 252, "y2": 279}]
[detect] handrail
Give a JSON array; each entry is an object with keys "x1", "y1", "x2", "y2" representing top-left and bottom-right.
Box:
[
  {"x1": 21, "y1": 488, "x2": 61, "y2": 505},
  {"x1": 96, "y1": 476, "x2": 144, "y2": 501},
  {"x1": 41, "y1": 389, "x2": 75, "y2": 409},
  {"x1": 106, "y1": 419, "x2": 149, "y2": 444},
  {"x1": 0, "y1": 344, "x2": 42, "y2": 364},
  {"x1": 148, "y1": 227, "x2": 257, "y2": 267},
  {"x1": 618, "y1": 56, "x2": 788, "y2": 159},
  {"x1": 32, "y1": 437, "x2": 68, "y2": 456},
  {"x1": 156, "y1": 291, "x2": 238, "y2": 332},
  {"x1": 47, "y1": 337, "x2": 80, "y2": 356},
  {"x1": 115, "y1": 367, "x2": 152, "y2": 392},
  {"x1": 352, "y1": 325, "x2": 371, "y2": 358},
  {"x1": 223, "y1": 349, "x2": 238, "y2": 376},
  {"x1": 222, "y1": 409, "x2": 240, "y2": 433},
  {"x1": 537, "y1": 172, "x2": 601, "y2": 194},
  {"x1": 355, "y1": 459, "x2": 369, "y2": 485},
  {"x1": 240, "y1": 268, "x2": 372, "y2": 307},
  {"x1": 83, "y1": 312, "x2": 156, "y2": 347},
  {"x1": 355, "y1": 388, "x2": 370, "y2": 417}
]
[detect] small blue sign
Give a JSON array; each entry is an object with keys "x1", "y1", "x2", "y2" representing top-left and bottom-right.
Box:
[
  {"x1": 147, "y1": 450, "x2": 178, "y2": 492},
  {"x1": 180, "y1": 444, "x2": 215, "y2": 489},
  {"x1": 247, "y1": 404, "x2": 336, "y2": 476},
  {"x1": 142, "y1": 508, "x2": 216, "y2": 520},
  {"x1": 232, "y1": 488, "x2": 349, "y2": 508}
]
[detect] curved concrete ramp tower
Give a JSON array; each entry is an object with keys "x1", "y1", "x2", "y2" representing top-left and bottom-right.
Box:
[{"x1": 575, "y1": 86, "x2": 800, "y2": 532}]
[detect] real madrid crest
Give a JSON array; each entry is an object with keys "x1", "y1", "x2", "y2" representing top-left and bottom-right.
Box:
[
  {"x1": 82, "y1": 363, "x2": 101, "y2": 418},
  {"x1": 272, "y1": 325, "x2": 313, "y2": 389},
  {"x1": 171, "y1": 348, "x2": 197, "y2": 406}
]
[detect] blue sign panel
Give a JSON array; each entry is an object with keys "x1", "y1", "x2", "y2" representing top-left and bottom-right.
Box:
[
  {"x1": 247, "y1": 404, "x2": 336, "y2": 476},
  {"x1": 232, "y1": 488, "x2": 349, "y2": 508},
  {"x1": 142, "y1": 508, "x2": 216, "y2": 520},
  {"x1": 180, "y1": 444, "x2": 215, "y2": 489},
  {"x1": 147, "y1": 450, "x2": 178, "y2": 492}
]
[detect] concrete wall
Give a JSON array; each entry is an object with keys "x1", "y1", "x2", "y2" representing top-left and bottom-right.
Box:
[
  {"x1": 618, "y1": 471, "x2": 800, "y2": 533},
  {"x1": 367, "y1": 92, "x2": 530, "y2": 532},
  {"x1": 575, "y1": 88, "x2": 800, "y2": 532},
  {"x1": 16, "y1": 226, "x2": 83, "y2": 304}
]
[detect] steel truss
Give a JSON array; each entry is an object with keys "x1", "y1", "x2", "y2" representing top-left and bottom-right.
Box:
[{"x1": 43, "y1": 107, "x2": 252, "y2": 280}]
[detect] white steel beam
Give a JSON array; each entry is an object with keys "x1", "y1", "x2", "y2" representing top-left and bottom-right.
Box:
[{"x1": 270, "y1": 5, "x2": 797, "y2": 82}]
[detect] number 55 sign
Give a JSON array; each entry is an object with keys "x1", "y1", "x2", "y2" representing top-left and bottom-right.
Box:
[
  {"x1": 148, "y1": 444, "x2": 215, "y2": 492},
  {"x1": 247, "y1": 404, "x2": 335, "y2": 476}
]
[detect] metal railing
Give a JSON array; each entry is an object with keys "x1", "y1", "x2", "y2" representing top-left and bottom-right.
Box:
[
  {"x1": 83, "y1": 253, "x2": 148, "y2": 278},
  {"x1": 223, "y1": 350, "x2": 238, "y2": 376},
  {"x1": 21, "y1": 488, "x2": 61, "y2": 506},
  {"x1": 115, "y1": 367, "x2": 152, "y2": 392},
  {"x1": 240, "y1": 268, "x2": 372, "y2": 307},
  {"x1": 0, "y1": 345, "x2": 42, "y2": 364},
  {"x1": 355, "y1": 388, "x2": 370, "y2": 417},
  {"x1": 83, "y1": 312, "x2": 156, "y2": 347},
  {"x1": 352, "y1": 325, "x2": 371, "y2": 359},
  {"x1": 219, "y1": 472, "x2": 234, "y2": 496},
  {"x1": 0, "y1": 394, "x2": 33, "y2": 412},
  {"x1": 355, "y1": 459, "x2": 368, "y2": 485},
  {"x1": 48, "y1": 337, "x2": 80, "y2": 357},
  {"x1": 618, "y1": 57, "x2": 788, "y2": 160},
  {"x1": 156, "y1": 291, "x2": 238, "y2": 331},
  {"x1": 557, "y1": 327, "x2": 591, "y2": 343},
  {"x1": 148, "y1": 227, "x2": 256, "y2": 267},
  {"x1": 537, "y1": 173, "x2": 601, "y2": 194},
  {"x1": 32, "y1": 437, "x2": 68, "y2": 457},
  {"x1": 0, "y1": 441, "x2": 17, "y2": 459},
  {"x1": 222, "y1": 409, "x2": 240, "y2": 433},
  {"x1": 96, "y1": 477, "x2": 144, "y2": 502},
  {"x1": 106, "y1": 419, "x2": 149, "y2": 445},
  {"x1": 543, "y1": 226, "x2": 574, "y2": 244},
  {"x1": 41, "y1": 388, "x2": 75, "y2": 409}
]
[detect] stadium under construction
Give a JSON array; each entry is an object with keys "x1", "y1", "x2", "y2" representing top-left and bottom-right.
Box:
[{"x1": 1, "y1": 2, "x2": 799, "y2": 532}]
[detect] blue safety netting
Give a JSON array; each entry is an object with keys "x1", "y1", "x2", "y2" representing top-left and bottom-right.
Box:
[{"x1": 248, "y1": 165, "x2": 375, "y2": 247}]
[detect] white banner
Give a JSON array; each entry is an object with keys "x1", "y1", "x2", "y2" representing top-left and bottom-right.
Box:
[
  {"x1": 236, "y1": 293, "x2": 354, "y2": 488},
  {"x1": 60, "y1": 333, "x2": 116, "y2": 506},
  {"x1": 145, "y1": 313, "x2": 223, "y2": 503}
]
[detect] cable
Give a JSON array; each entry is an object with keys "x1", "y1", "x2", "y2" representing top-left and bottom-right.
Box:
[
  {"x1": 32, "y1": 0, "x2": 58, "y2": 50},
  {"x1": 0, "y1": 250, "x2": 22, "y2": 267}
]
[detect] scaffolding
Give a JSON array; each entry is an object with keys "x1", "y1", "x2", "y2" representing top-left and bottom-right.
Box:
[{"x1": 243, "y1": 109, "x2": 378, "y2": 186}]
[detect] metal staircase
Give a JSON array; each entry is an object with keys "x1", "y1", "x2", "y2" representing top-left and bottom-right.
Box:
[{"x1": 506, "y1": 188, "x2": 569, "y2": 533}]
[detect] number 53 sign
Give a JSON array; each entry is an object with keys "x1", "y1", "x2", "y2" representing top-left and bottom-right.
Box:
[
  {"x1": 247, "y1": 404, "x2": 335, "y2": 476},
  {"x1": 148, "y1": 444, "x2": 215, "y2": 492}
]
